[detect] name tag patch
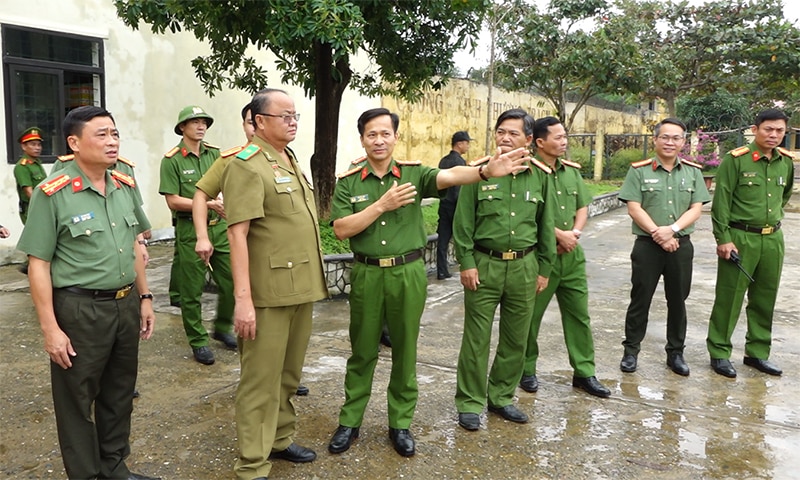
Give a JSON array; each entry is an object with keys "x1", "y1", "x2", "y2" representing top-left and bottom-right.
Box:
[
  {"x1": 481, "y1": 184, "x2": 500, "y2": 191},
  {"x1": 275, "y1": 176, "x2": 292, "y2": 184},
  {"x1": 742, "y1": 172, "x2": 757, "y2": 178},
  {"x1": 71, "y1": 212, "x2": 95, "y2": 224},
  {"x1": 350, "y1": 194, "x2": 369, "y2": 203},
  {"x1": 644, "y1": 178, "x2": 659, "y2": 184},
  {"x1": 182, "y1": 169, "x2": 196, "y2": 175}
]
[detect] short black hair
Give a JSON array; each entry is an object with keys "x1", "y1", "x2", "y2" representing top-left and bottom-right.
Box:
[
  {"x1": 533, "y1": 116, "x2": 562, "y2": 141},
  {"x1": 654, "y1": 117, "x2": 687, "y2": 137},
  {"x1": 241, "y1": 103, "x2": 251, "y2": 121},
  {"x1": 358, "y1": 108, "x2": 400, "y2": 136},
  {"x1": 755, "y1": 108, "x2": 789, "y2": 126},
  {"x1": 494, "y1": 108, "x2": 535, "y2": 137},
  {"x1": 63, "y1": 106, "x2": 115, "y2": 139},
  {"x1": 250, "y1": 88, "x2": 288, "y2": 124}
]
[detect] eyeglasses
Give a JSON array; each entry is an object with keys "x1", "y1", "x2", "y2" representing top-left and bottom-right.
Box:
[
  {"x1": 656, "y1": 135, "x2": 685, "y2": 143},
  {"x1": 256, "y1": 112, "x2": 300, "y2": 123}
]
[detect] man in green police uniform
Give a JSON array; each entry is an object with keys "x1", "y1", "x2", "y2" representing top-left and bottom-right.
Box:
[
  {"x1": 519, "y1": 117, "x2": 610, "y2": 400},
  {"x1": 327, "y1": 108, "x2": 531, "y2": 456},
  {"x1": 618, "y1": 118, "x2": 710, "y2": 376},
  {"x1": 707, "y1": 108, "x2": 795, "y2": 378},
  {"x1": 159, "y1": 105, "x2": 235, "y2": 365},
  {"x1": 453, "y1": 109, "x2": 556, "y2": 432},
  {"x1": 14, "y1": 127, "x2": 47, "y2": 274},
  {"x1": 223, "y1": 88, "x2": 326, "y2": 480},
  {"x1": 18, "y1": 106, "x2": 159, "y2": 480}
]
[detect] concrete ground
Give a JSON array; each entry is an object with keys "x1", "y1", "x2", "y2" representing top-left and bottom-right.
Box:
[{"x1": 1, "y1": 199, "x2": 799, "y2": 480}]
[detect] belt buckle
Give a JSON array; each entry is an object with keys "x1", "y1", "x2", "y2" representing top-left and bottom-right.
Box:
[
  {"x1": 761, "y1": 226, "x2": 773, "y2": 235},
  {"x1": 501, "y1": 251, "x2": 517, "y2": 260},
  {"x1": 379, "y1": 257, "x2": 396, "y2": 268},
  {"x1": 209, "y1": 218, "x2": 219, "y2": 226},
  {"x1": 115, "y1": 285, "x2": 132, "y2": 300}
]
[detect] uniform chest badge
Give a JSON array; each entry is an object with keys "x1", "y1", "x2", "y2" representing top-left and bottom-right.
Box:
[
  {"x1": 481, "y1": 184, "x2": 499, "y2": 191},
  {"x1": 742, "y1": 172, "x2": 757, "y2": 178},
  {"x1": 350, "y1": 194, "x2": 370, "y2": 203},
  {"x1": 71, "y1": 212, "x2": 95, "y2": 224},
  {"x1": 182, "y1": 169, "x2": 196, "y2": 175},
  {"x1": 275, "y1": 176, "x2": 291, "y2": 184},
  {"x1": 644, "y1": 178, "x2": 659, "y2": 184}
]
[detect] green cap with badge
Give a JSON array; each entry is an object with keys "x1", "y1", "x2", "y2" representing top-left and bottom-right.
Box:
[
  {"x1": 19, "y1": 127, "x2": 43, "y2": 144},
  {"x1": 174, "y1": 106, "x2": 214, "y2": 135}
]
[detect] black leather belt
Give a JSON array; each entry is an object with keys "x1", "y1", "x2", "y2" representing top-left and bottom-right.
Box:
[
  {"x1": 474, "y1": 244, "x2": 536, "y2": 260},
  {"x1": 729, "y1": 221, "x2": 781, "y2": 235},
  {"x1": 59, "y1": 283, "x2": 134, "y2": 300},
  {"x1": 354, "y1": 249, "x2": 423, "y2": 267},
  {"x1": 637, "y1": 235, "x2": 690, "y2": 243},
  {"x1": 176, "y1": 214, "x2": 220, "y2": 226}
]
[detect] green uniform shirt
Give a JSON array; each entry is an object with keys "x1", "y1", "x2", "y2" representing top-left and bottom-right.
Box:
[
  {"x1": 453, "y1": 161, "x2": 556, "y2": 277},
  {"x1": 331, "y1": 159, "x2": 441, "y2": 257},
  {"x1": 546, "y1": 158, "x2": 592, "y2": 231},
  {"x1": 222, "y1": 136, "x2": 327, "y2": 308},
  {"x1": 17, "y1": 161, "x2": 148, "y2": 289},
  {"x1": 711, "y1": 142, "x2": 795, "y2": 245},
  {"x1": 14, "y1": 156, "x2": 47, "y2": 221},
  {"x1": 195, "y1": 146, "x2": 242, "y2": 198},
  {"x1": 159, "y1": 139, "x2": 221, "y2": 208},
  {"x1": 619, "y1": 157, "x2": 710, "y2": 236}
]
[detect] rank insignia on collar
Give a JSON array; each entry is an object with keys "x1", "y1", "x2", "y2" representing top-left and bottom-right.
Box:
[
  {"x1": 361, "y1": 167, "x2": 369, "y2": 181},
  {"x1": 631, "y1": 159, "x2": 653, "y2": 169},
  {"x1": 40, "y1": 174, "x2": 71, "y2": 196},
  {"x1": 71, "y1": 177, "x2": 84, "y2": 193},
  {"x1": 236, "y1": 144, "x2": 261, "y2": 161},
  {"x1": 730, "y1": 146, "x2": 750, "y2": 157},
  {"x1": 391, "y1": 165, "x2": 401, "y2": 178}
]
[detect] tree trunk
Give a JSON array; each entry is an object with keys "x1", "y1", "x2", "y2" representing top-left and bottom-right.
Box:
[{"x1": 310, "y1": 42, "x2": 351, "y2": 220}]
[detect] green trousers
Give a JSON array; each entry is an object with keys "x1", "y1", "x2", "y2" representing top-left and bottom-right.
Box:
[
  {"x1": 51, "y1": 287, "x2": 140, "y2": 479},
  {"x1": 455, "y1": 251, "x2": 538, "y2": 414},
  {"x1": 707, "y1": 229, "x2": 784, "y2": 359},
  {"x1": 234, "y1": 302, "x2": 312, "y2": 480},
  {"x1": 168, "y1": 227, "x2": 180, "y2": 304},
  {"x1": 338, "y1": 259, "x2": 427, "y2": 430},
  {"x1": 175, "y1": 217, "x2": 234, "y2": 347},
  {"x1": 523, "y1": 245, "x2": 596, "y2": 378}
]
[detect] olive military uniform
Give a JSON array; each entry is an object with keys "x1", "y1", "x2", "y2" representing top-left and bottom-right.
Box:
[
  {"x1": 453, "y1": 158, "x2": 556, "y2": 414},
  {"x1": 14, "y1": 140, "x2": 47, "y2": 224},
  {"x1": 523, "y1": 158, "x2": 597, "y2": 379},
  {"x1": 707, "y1": 143, "x2": 795, "y2": 360},
  {"x1": 159, "y1": 139, "x2": 234, "y2": 348},
  {"x1": 618, "y1": 157, "x2": 710, "y2": 357},
  {"x1": 17, "y1": 161, "x2": 149, "y2": 479},
  {"x1": 195, "y1": 145, "x2": 243, "y2": 198},
  {"x1": 222, "y1": 137, "x2": 327, "y2": 480},
  {"x1": 331, "y1": 158, "x2": 440, "y2": 430}
]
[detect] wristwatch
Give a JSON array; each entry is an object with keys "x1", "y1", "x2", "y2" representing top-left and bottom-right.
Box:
[
  {"x1": 670, "y1": 223, "x2": 680, "y2": 233},
  {"x1": 139, "y1": 293, "x2": 154, "y2": 301}
]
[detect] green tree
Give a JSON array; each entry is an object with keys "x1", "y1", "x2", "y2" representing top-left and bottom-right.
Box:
[
  {"x1": 115, "y1": 0, "x2": 488, "y2": 218},
  {"x1": 676, "y1": 89, "x2": 752, "y2": 131}
]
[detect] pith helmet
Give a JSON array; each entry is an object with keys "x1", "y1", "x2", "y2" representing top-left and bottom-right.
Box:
[
  {"x1": 174, "y1": 106, "x2": 214, "y2": 135},
  {"x1": 19, "y1": 127, "x2": 43, "y2": 144}
]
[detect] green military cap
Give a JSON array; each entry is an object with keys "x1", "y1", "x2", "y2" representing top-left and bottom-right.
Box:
[
  {"x1": 19, "y1": 127, "x2": 43, "y2": 144},
  {"x1": 174, "y1": 106, "x2": 214, "y2": 135}
]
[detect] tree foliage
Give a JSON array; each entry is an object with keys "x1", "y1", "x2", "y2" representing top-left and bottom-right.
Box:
[
  {"x1": 115, "y1": 0, "x2": 488, "y2": 218},
  {"x1": 676, "y1": 89, "x2": 753, "y2": 131}
]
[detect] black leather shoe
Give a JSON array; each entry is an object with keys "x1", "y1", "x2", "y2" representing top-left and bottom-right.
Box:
[
  {"x1": 128, "y1": 473, "x2": 161, "y2": 480},
  {"x1": 192, "y1": 346, "x2": 215, "y2": 365},
  {"x1": 620, "y1": 354, "x2": 637, "y2": 373},
  {"x1": 710, "y1": 358, "x2": 737, "y2": 378},
  {"x1": 213, "y1": 331, "x2": 238, "y2": 350},
  {"x1": 572, "y1": 376, "x2": 611, "y2": 398},
  {"x1": 743, "y1": 357, "x2": 782, "y2": 376},
  {"x1": 457, "y1": 413, "x2": 480, "y2": 431},
  {"x1": 437, "y1": 272, "x2": 453, "y2": 280},
  {"x1": 667, "y1": 353, "x2": 690, "y2": 376},
  {"x1": 133, "y1": 389, "x2": 140, "y2": 399},
  {"x1": 388, "y1": 428, "x2": 415, "y2": 457},
  {"x1": 328, "y1": 425, "x2": 359, "y2": 454},
  {"x1": 269, "y1": 443, "x2": 316, "y2": 463},
  {"x1": 296, "y1": 384, "x2": 309, "y2": 396},
  {"x1": 380, "y1": 328, "x2": 392, "y2": 348},
  {"x1": 18, "y1": 264, "x2": 28, "y2": 275},
  {"x1": 519, "y1": 374, "x2": 539, "y2": 393},
  {"x1": 487, "y1": 404, "x2": 528, "y2": 423},
  {"x1": 169, "y1": 299, "x2": 181, "y2": 308}
]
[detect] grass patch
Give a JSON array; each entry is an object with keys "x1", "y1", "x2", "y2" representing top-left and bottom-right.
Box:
[{"x1": 584, "y1": 180, "x2": 621, "y2": 198}]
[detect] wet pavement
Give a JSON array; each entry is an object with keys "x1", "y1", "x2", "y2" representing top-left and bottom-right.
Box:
[{"x1": 2, "y1": 199, "x2": 800, "y2": 480}]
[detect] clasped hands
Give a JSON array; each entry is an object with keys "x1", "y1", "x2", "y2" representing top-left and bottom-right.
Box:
[{"x1": 650, "y1": 225, "x2": 679, "y2": 252}]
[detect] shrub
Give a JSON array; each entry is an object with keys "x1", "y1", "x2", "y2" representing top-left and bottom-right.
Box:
[{"x1": 607, "y1": 148, "x2": 645, "y2": 179}]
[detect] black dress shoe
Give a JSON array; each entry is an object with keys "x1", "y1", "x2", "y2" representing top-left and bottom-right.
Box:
[
  {"x1": 710, "y1": 358, "x2": 737, "y2": 378},
  {"x1": 18, "y1": 264, "x2": 28, "y2": 275},
  {"x1": 379, "y1": 328, "x2": 392, "y2": 348},
  {"x1": 269, "y1": 443, "x2": 316, "y2": 463},
  {"x1": 192, "y1": 346, "x2": 215, "y2": 365},
  {"x1": 572, "y1": 376, "x2": 611, "y2": 398},
  {"x1": 296, "y1": 384, "x2": 309, "y2": 396},
  {"x1": 519, "y1": 374, "x2": 539, "y2": 393},
  {"x1": 487, "y1": 404, "x2": 528, "y2": 423},
  {"x1": 457, "y1": 413, "x2": 480, "y2": 431},
  {"x1": 328, "y1": 425, "x2": 359, "y2": 454},
  {"x1": 388, "y1": 428, "x2": 415, "y2": 457},
  {"x1": 667, "y1": 353, "x2": 690, "y2": 376},
  {"x1": 620, "y1": 354, "x2": 637, "y2": 373},
  {"x1": 128, "y1": 473, "x2": 161, "y2": 480},
  {"x1": 743, "y1": 357, "x2": 783, "y2": 376},
  {"x1": 169, "y1": 299, "x2": 181, "y2": 308},
  {"x1": 437, "y1": 272, "x2": 453, "y2": 280},
  {"x1": 133, "y1": 389, "x2": 140, "y2": 399},
  {"x1": 213, "y1": 331, "x2": 238, "y2": 350}
]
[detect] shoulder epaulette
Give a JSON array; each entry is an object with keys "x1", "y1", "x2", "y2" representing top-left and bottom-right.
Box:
[
  {"x1": 561, "y1": 159, "x2": 581, "y2": 169},
  {"x1": 680, "y1": 158, "x2": 702, "y2": 169},
  {"x1": 776, "y1": 147, "x2": 799, "y2": 160},
  {"x1": 19, "y1": 158, "x2": 32, "y2": 166},
  {"x1": 730, "y1": 146, "x2": 750, "y2": 157},
  {"x1": 235, "y1": 144, "x2": 261, "y2": 161},
  {"x1": 221, "y1": 145, "x2": 244, "y2": 158},
  {"x1": 631, "y1": 159, "x2": 653, "y2": 168},
  {"x1": 351, "y1": 155, "x2": 367, "y2": 165},
  {"x1": 395, "y1": 160, "x2": 422, "y2": 166},
  {"x1": 39, "y1": 174, "x2": 71, "y2": 196},
  {"x1": 531, "y1": 158, "x2": 552, "y2": 174},
  {"x1": 468, "y1": 156, "x2": 491, "y2": 167},
  {"x1": 117, "y1": 156, "x2": 135, "y2": 168},
  {"x1": 111, "y1": 169, "x2": 136, "y2": 188},
  {"x1": 57, "y1": 154, "x2": 75, "y2": 162},
  {"x1": 164, "y1": 146, "x2": 180, "y2": 158},
  {"x1": 203, "y1": 142, "x2": 219, "y2": 150},
  {"x1": 337, "y1": 166, "x2": 363, "y2": 179}
]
